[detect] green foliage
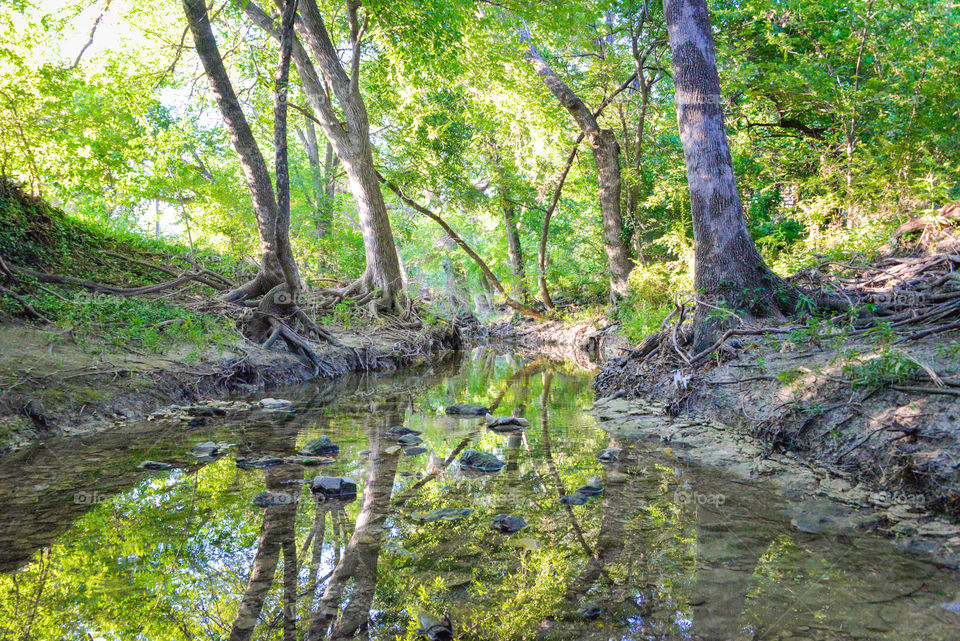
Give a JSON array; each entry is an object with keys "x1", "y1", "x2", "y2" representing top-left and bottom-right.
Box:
[{"x1": 842, "y1": 349, "x2": 919, "y2": 389}]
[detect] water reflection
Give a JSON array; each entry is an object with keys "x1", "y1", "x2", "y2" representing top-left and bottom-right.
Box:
[{"x1": 1, "y1": 350, "x2": 959, "y2": 640}]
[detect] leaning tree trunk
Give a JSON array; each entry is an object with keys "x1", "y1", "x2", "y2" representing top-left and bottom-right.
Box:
[
  {"x1": 525, "y1": 44, "x2": 634, "y2": 302},
  {"x1": 662, "y1": 0, "x2": 794, "y2": 350},
  {"x1": 183, "y1": 0, "x2": 283, "y2": 302}
]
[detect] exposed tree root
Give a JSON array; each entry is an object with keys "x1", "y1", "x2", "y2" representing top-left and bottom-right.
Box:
[{"x1": 6, "y1": 261, "x2": 221, "y2": 297}]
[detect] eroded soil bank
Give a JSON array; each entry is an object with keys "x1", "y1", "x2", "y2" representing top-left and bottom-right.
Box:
[
  {"x1": 591, "y1": 245, "x2": 960, "y2": 567},
  {"x1": 0, "y1": 322, "x2": 460, "y2": 452}
]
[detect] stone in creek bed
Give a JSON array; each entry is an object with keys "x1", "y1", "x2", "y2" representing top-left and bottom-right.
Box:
[
  {"x1": 445, "y1": 404, "x2": 489, "y2": 416},
  {"x1": 576, "y1": 477, "x2": 603, "y2": 496},
  {"x1": 189, "y1": 441, "x2": 233, "y2": 461},
  {"x1": 311, "y1": 476, "x2": 357, "y2": 501},
  {"x1": 597, "y1": 448, "x2": 621, "y2": 464},
  {"x1": 252, "y1": 491, "x2": 298, "y2": 508},
  {"x1": 186, "y1": 405, "x2": 226, "y2": 417},
  {"x1": 138, "y1": 461, "x2": 174, "y2": 471},
  {"x1": 300, "y1": 435, "x2": 340, "y2": 457},
  {"x1": 398, "y1": 434, "x2": 424, "y2": 446},
  {"x1": 403, "y1": 446, "x2": 428, "y2": 456},
  {"x1": 459, "y1": 449, "x2": 505, "y2": 472},
  {"x1": 577, "y1": 605, "x2": 603, "y2": 619},
  {"x1": 258, "y1": 398, "x2": 293, "y2": 410},
  {"x1": 284, "y1": 455, "x2": 336, "y2": 466},
  {"x1": 559, "y1": 492, "x2": 588, "y2": 506},
  {"x1": 385, "y1": 425, "x2": 422, "y2": 439},
  {"x1": 414, "y1": 507, "x2": 474, "y2": 522},
  {"x1": 490, "y1": 514, "x2": 528, "y2": 533},
  {"x1": 487, "y1": 416, "x2": 530, "y2": 429},
  {"x1": 235, "y1": 456, "x2": 286, "y2": 470}
]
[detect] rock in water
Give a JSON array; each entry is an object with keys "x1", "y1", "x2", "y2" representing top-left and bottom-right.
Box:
[
  {"x1": 187, "y1": 405, "x2": 226, "y2": 417},
  {"x1": 235, "y1": 456, "x2": 286, "y2": 470},
  {"x1": 252, "y1": 491, "x2": 298, "y2": 508},
  {"x1": 459, "y1": 449, "x2": 505, "y2": 472},
  {"x1": 385, "y1": 425, "x2": 422, "y2": 439},
  {"x1": 398, "y1": 434, "x2": 424, "y2": 446},
  {"x1": 300, "y1": 436, "x2": 340, "y2": 457},
  {"x1": 597, "y1": 448, "x2": 621, "y2": 464},
  {"x1": 138, "y1": 461, "x2": 174, "y2": 471},
  {"x1": 490, "y1": 514, "x2": 528, "y2": 533},
  {"x1": 413, "y1": 507, "x2": 474, "y2": 523},
  {"x1": 403, "y1": 446, "x2": 428, "y2": 456},
  {"x1": 258, "y1": 398, "x2": 293, "y2": 410},
  {"x1": 311, "y1": 476, "x2": 357, "y2": 501},
  {"x1": 559, "y1": 492, "x2": 588, "y2": 505},
  {"x1": 487, "y1": 416, "x2": 530, "y2": 430},
  {"x1": 576, "y1": 477, "x2": 604, "y2": 496},
  {"x1": 445, "y1": 404, "x2": 489, "y2": 416},
  {"x1": 416, "y1": 614, "x2": 453, "y2": 641}
]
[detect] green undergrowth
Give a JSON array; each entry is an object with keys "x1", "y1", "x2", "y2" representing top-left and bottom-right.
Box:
[{"x1": 0, "y1": 180, "x2": 239, "y2": 353}]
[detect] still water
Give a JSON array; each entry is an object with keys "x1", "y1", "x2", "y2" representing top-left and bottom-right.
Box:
[{"x1": 1, "y1": 349, "x2": 958, "y2": 640}]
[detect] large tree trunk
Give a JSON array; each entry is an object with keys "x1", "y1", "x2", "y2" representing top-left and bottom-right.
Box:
[
  {"x1": 662, "y1": 0, "x2": 794, "y2": 350},
  {"x1": 525, "y1": 44, "x2": 634, "y2": 302},
  {"x1": 183, "y1": 0, "x2": 283, "y2": 301},
  {"x1": 241, "y1": 0, "x2": 407, "y2": 314},
  {"x1": 293, "y1": 0, "x2": 407, "y2": 314}
]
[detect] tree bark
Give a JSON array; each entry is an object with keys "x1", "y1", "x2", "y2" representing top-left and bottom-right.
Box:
[
  {"x1": 524, "y1": 44, "x2": 634, "y2": 302},
  {"x1": 183, "y1": 0, "x2": 283, "y2": 301},
  {"x1": 662, "y1": 0, "x2": 794, "y2": 350},
  {"x1": 241, "y1": 0, "x2": 407, "y2": 314},
  {"x1": 273, "y1": 0, "x2": 301, "y2": 300},
  {"x1": 489, "y1": 139, "x2": 530, "y2": 302}
]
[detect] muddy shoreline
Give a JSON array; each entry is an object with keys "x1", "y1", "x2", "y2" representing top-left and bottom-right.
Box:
[
  {"x1": 592, "y1": 330, "x2": 960, "y2": 567},
  {"x1": 0, "y1": 323, "x2": 461, "y2": 452}
]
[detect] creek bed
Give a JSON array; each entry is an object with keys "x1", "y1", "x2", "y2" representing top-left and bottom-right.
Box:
[{"x1": 0, "y1": 349, "x2": 958, "y2": 640}]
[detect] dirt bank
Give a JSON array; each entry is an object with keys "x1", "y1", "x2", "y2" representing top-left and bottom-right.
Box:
[
  {"x1": 591, "y1": 243, "x2": 960, "y2": 563},
  {"x1": 0, "y1": 322, "x2": 461, "y2": 452}
]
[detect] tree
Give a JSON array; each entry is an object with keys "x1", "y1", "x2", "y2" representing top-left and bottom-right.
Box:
[
  {"x1": 182, "y1": 0, "x2": 298, "y2": 303},
  {"x1": 240, "y1": 0, "x2": 408, "y2": 315},
  {"x1": 661, "y1": 0, "x2": 795, "y2": 349},
  {"x1": 524, "y1": 35, "x2": 634, "y2": 303}
]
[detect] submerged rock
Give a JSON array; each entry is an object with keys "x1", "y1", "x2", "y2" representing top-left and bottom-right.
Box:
[
  {"x1": 312, "y1": 476, "x2": 357, "y2": 501},
  {"x1": 577, "y1": 604, "x2": 603, "y2": 619},
  {"x1": 490, "y1": 514, "x2": 528, "y2": 533},
  {"x1": 186, "y1": 405, "x2": 226, "y2": 417},
  {"x1": 398, "y1": 434, "x2": 424, "y2": 446},
  {"x1": 258, "y1": 398, "x2": 293, "y2": 410},
  {"x1": 576, "y1": 477, "x2": 604, "y2": 496},
  {"x1": 597, "y1": 448, "x2": 621, "y2": 464},
  {"x1": 283, "y1": 455, "x2": 336, "y2": 466},
  {"x1": 235, "y1": 456, "x2": 286, "y2": 470},
  {"x1": 138, "y1": 461, "x2": 174, "y2": 471},
  {"x1": 413, "y1": 507, "x2": 474, "y2": 523},
  {"x1": 445, "y1": 404, "x2": 489, "y2": 416},
  {"x1": 487, "y1": 416, "x2": 530, "y2": 430},
  {"x1": 300, "y1": 436, "x2": 340, "y2": 457},
  {"x1": 385, "y1": 425, "x2": 422, "y2": 439},
  {"x1": 189, "y1": 441, "x2": 233, "y2": 461},
  {"x1": 416, "y1": 613, "x2": 453, "y2": 641},
  {"x1": 252, "y1": 491, "x2": 298, "y2": 508},
  {"x1": 559, "y1": 492, "x2": 588, "y2": 505},
  {"x1": 459, "y1": 449, "x2": 505, "y2": 473},
  {"x1": 404, "y1": 446, "x2": 429, "y2": 456}
]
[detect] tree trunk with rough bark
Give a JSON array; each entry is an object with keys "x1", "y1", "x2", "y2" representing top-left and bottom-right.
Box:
[
  {"x1": 293, "y1": 0, "x2": 407, "y2": 314},
  {"x1": 525, "y1": 44, "x2": 634, "y2": 302},
  {"x1": 294, "y1": 117, "x2": 337, "y2": 239},
  {"x1": 662, "y1": 0, "x2": 794, "y2": 350},
  {"x1": 184, "y1": 0, "x2": 284, "y2": 301}
]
